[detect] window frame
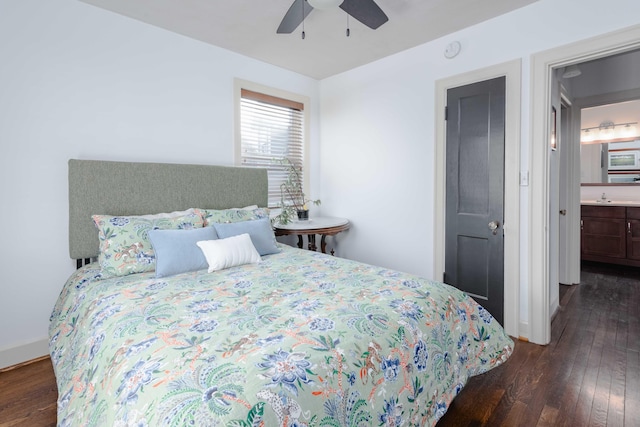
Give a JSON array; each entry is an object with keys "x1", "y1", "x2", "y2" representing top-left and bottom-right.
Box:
[{"x1": 234, "y1": 79, "x2": 311, "y2": 208}]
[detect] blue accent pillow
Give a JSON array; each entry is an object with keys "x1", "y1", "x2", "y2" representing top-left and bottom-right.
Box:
[
  {"x1": 148, "y1": 227, "x2": 218, "y2": 278},
  {"x1": 213, "y1": 218, "x2": 280, "y2": 256}
]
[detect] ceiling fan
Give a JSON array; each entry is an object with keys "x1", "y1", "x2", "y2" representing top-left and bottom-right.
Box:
[{"x1": 277, "y1": 0, "x2": 389, "y2": 34}]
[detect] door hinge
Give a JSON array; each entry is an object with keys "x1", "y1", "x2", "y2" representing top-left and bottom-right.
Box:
[
  {"x1": 444, "y1": 106, "x2": 448, "y2": 121},
  {"x1": 443, "y1": 272, "x2": 447, "y2": 283}
]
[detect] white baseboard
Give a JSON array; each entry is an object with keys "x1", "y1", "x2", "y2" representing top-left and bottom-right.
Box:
[
  {"x1": 518, "y1": 321, "x2": 530, "y2": 342},
  {"x1": 0, "y1": 338, "x2": 49, "y2": 370}
]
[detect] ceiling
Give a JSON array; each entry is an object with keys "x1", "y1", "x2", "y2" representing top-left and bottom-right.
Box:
[
  {"x1": 566, "y1": 48, "x2": 640, "y2": 128},
  {"x1": 79, "y1": 0, "x2": 538, "y2": 80}
]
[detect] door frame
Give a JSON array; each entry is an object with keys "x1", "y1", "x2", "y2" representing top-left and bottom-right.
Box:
[
  {"x1": 435, "y1": 59, "x2": 521, "y2": 339},
  {"x1": 557, "y1": 89, "x2": 580, "y2": 290},
  {"x1": 529, "y1": 24, "x2": 640, "y2": 345}
]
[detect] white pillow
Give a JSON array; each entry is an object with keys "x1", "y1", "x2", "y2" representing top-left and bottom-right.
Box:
[
  {"x1": 196, "y1": 233, "x2": 261, "y2": 272},
  {"x1": 137, "y1": 208, "x2": 196, "y2": 220}
]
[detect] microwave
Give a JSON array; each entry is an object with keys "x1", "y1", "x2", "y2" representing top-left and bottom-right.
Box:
[{"x1": 608, "y1": 150, "x2": 640, "y2": 170}]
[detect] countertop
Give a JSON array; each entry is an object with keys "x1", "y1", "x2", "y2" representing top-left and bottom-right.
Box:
[{"x1": 581, "y1": 200, "x2": 640, "y2": 206}]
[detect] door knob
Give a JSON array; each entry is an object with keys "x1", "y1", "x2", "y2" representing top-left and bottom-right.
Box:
[{"x1": 488, "y1": 220, "x2": 500, "y2": 235}]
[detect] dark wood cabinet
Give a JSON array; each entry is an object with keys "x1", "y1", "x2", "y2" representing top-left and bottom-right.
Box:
[
  {"x1": 581, "y1": 205, "x2": 640, "y2": 267},
  {"x1": 628, "y1": 207, "x2": 640, "y2": 261}
]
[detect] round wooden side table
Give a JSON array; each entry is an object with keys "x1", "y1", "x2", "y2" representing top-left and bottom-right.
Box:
[{"x1": 274, "y1": 216, "x2": 350, "y2": 255}]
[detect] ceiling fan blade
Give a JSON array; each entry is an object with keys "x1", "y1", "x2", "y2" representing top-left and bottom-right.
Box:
[
  {"x1": 277, "y1": 0, "x2": 314, "y2": 34},
  {"x1": 339, "y1": 0, "x2": 388, "y2": 29}
]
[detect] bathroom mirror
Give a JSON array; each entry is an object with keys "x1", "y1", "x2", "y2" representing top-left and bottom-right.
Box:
[{"x1": 581, "y1": 139, "x2": 640, "y2": 185}]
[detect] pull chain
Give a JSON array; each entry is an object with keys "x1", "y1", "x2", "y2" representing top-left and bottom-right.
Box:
[{"x1": 302, "y1": 0, "x2": 306, "y2": 39}]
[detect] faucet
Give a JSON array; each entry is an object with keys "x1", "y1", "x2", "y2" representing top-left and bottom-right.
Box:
[{"x1": 599, "y1": 193, "x2": 609, "y2": 203}]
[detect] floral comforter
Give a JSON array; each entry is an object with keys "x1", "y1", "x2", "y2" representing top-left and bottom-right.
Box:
[{"x1": 49, "y1": 245, "x2": 513, "y2": 426}]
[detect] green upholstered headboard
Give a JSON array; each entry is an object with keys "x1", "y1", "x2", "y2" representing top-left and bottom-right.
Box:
[{"x1": 68, "y1": 159, "x2": 268, "y2": 260}]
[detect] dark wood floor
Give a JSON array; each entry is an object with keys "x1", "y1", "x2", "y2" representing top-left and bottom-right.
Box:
[
  {"x1": 1, "y1": 261, "x2": 638, "y2": 427},
  {"x1": 0, "y1": 357, "x2": 57, "y2": 427},
  {"x1": 438, "y1": 261, "x2": 640, "y2": 426}
]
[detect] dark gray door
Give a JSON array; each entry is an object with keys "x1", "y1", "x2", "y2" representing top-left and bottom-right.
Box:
[{"x1": 445, "y1": 77, "x2": 505, "y2": 325}]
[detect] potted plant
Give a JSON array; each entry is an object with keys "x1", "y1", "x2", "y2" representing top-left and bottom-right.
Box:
[{"x1": 273, "y1": 158, "x2": 320, "y2": 225}]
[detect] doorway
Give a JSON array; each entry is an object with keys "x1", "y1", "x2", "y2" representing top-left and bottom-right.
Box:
[{"x1": 529, "y1": 24, "x2": 640, "y2": 345}]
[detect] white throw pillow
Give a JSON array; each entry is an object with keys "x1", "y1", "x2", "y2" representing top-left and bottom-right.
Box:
[
  {"x1": 196, "y1": 233, "x2": 261, "y2": 272},
  {"x1": 137, "y1": 208, "x2": 196, "y2": 220}
]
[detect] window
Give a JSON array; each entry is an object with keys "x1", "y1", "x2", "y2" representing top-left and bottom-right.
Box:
[{"x1": 235, "y1": 81, "x2": 309, "y2": 207}]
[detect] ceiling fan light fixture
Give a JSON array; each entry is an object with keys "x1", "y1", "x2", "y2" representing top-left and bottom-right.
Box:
[
  {"x1": 278, "y1": 0, "x2": 387, "y2": 35},
  {"x1": 307, "y1": 0, "x2": 344, "y2": 10}
]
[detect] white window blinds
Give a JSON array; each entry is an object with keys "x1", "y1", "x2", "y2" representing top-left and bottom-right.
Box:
[{"x1": 239, "y1": 89, "x2": 305, "y2": 207}]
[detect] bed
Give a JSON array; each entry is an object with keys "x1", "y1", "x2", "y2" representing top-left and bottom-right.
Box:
[{"x1": 49, "y1": 159, "x2": 513, "y2": 426}]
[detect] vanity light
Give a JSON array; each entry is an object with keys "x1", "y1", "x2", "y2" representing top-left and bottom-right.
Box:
[
  {"x1": 619, "y1": 123, "x2": 637, "y2": 139},
  {"x1": 581, "y1": 128, "x2": 596, "y2": 143},
  {"x1": 598, "y1": 121, "x2": 616, "y2": 140},
  {"x1": 581, "y1": 120, "x2": 639, "y2": 144}
]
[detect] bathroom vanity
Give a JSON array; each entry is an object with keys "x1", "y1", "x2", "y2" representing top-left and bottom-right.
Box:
[{"x1": 581, "y1": 202, "x2": 640, "y2": 266}]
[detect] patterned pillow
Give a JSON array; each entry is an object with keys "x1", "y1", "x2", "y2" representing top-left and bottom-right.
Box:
[
  {"x1": 198, "y1": 207, "x2": 270, "y2": 226},
  {"x1": 92, "y1": 212, "x2": 205, "y2": 278}
]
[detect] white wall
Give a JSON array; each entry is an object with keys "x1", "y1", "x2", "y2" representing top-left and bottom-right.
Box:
[
  {"x1": 0, "y1": 0, "x2": 319, "y2": 368},
  {"x1": 318, "y1": 0, "x2": 640, "y2": 336},
  {"x1": 4, "y1": 0, "x2": 640, "y2": 367}
]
